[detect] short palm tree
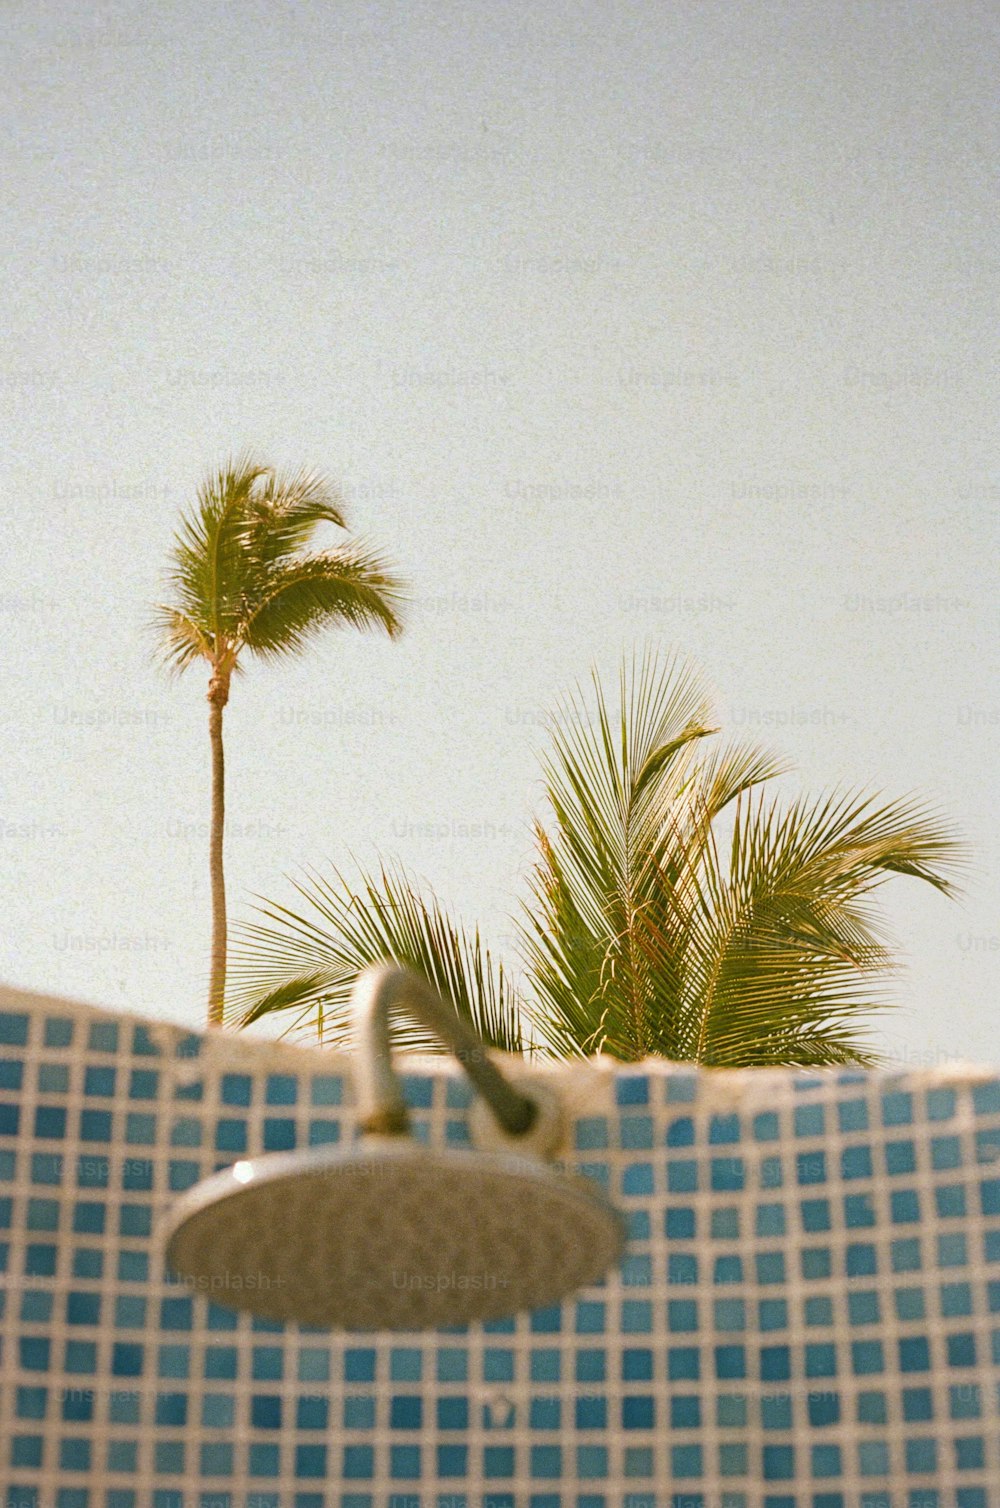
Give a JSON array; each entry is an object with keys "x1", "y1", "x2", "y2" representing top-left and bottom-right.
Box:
[
  {"x1": 226, "y1": 650, "x2": 963, "y2": 1065},
  {"x1": 154, "y1": 455, "x2": 406, "y2": 1027}
]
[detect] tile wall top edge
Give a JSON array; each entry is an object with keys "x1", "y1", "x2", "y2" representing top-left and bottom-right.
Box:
[{"x1": 1, "y1": 980, "x2": 996, "y2": 1109}]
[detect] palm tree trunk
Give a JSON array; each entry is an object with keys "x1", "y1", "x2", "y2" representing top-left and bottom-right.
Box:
[{"x1": 207, "y1": 678, "x2": 229, "y2": 1026}]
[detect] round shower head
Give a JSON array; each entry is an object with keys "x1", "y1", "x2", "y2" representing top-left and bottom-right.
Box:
[{"x1": 164, "y1": 1138, "x2": 626, "y2": 1328}]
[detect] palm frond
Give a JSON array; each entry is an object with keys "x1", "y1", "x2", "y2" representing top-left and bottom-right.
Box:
[
  {"x1": 668, "y1": 785, "x2": 966, "y2": 1066},
  {"x1": 244, "y1": 467, "x2": 349, "y2": 565},
  {"x1": 687, "y1": 736, "x2": 791, "y2": 817},
  {"x1": 161, "y1": 453, "x2": 272, "y2": 654},
  {"x1": 226, "y1": 863, "x2": 528, "y2": 1053},
  {"x1": 520, "y1": 650, "x2": 784, "y2": 1059},
  {"x1": 150, "y1": 605, "x2": 212, "y2": 674},
  {"x1": 517, "y1": 824, "x2": 613, "y2": 1058},
  {"x1": 239, "y1": 547, "x2": 406, "y2": 660}
]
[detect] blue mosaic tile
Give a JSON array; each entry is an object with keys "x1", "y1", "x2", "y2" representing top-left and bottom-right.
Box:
[{"x1": 1, "y1": 992, "x2": 1000, "y2": 1503}]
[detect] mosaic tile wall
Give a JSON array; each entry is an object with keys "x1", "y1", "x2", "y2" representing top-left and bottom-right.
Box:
[{"x1": 2, "y1": 984, "x2": 1000, "y2": 1508}]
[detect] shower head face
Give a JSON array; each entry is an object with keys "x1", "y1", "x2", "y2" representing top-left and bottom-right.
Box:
[{"x1": 164, "y1": 1140, "x2": 626, "y2": 1329}]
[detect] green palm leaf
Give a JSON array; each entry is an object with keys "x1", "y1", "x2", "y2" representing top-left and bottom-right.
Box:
[
  {"x1": 668, "y1": 788, "x2": 964, "y2": 1066},
  {"x1": 243, "y1": 466, "x2": 348, "y2": 564},
  {"x1": 166, "y1": 454, "x2": 271, "y2": 647},
  {"x1": 226, "y1": 863, "x2": 528, "y2": 1054},
  {"x1": 521, "y1": 651, "x2": 786, "y2": 1059},
  {"x1": 239, "y1": 546, "x2": 405, "y2": 659}
]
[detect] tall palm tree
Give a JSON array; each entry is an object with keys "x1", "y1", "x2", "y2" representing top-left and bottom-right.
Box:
[
  {"x1": 225, "y1": 650, "x2": 963, "y2": 1065},
  {"x1": 154, "y1": 455, "x2": 406, "y2": 1027}
]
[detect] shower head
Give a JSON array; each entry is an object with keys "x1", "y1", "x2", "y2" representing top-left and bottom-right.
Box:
[
  {"x1": 164, "y1": 963, "x2": 626, "y2": 1328},
  {"x1": 165, "y1": 1138, "x2": 625, "y2": 1328}
]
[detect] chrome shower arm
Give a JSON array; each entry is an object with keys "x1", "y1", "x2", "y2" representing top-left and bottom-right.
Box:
[{"x1": 351, "y1": 962, "x2": 538, "y2": 1138}]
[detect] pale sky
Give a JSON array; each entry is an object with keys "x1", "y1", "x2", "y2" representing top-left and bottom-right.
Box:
[{"x1": 2, "y1": 0, "x2": 997, "y2": 1062}]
